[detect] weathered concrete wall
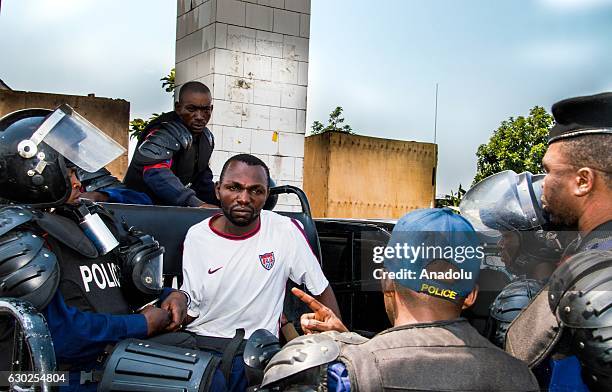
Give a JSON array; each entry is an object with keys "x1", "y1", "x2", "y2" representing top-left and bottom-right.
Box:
[
  {"x1": 176, "y1": 0, "x2": 311, "y2": 211},
  {"x1": 304, "y1": 132, "x2": 437, "y2": 219},
  {"x1": 0, "y1": 90, "x2": 130, "y2": 179}
]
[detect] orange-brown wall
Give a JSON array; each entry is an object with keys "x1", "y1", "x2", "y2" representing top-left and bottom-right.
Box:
[
  {"x1": 0, "y1": 90, "x2": 130, "y2": 179},
  {"x1": 304, "y1": 132, "x2": 437, "y2": 218}
]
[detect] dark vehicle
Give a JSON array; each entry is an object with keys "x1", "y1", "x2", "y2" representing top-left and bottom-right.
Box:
[
  {"x1": 0, "y1": 186, "x2": 511, "y2": 390},
  {"x1": 316, "y1": 218, "x2": 395, "y2": 335}
]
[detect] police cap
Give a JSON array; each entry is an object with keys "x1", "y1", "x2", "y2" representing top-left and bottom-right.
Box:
[{"x1": 548, "y1": 92, "x2": 612, "y2": 144}]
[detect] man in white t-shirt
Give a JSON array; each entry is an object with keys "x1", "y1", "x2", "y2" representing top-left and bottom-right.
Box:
[{"x1": 181, "y1": 153, "x2": 340, "y2": 390}]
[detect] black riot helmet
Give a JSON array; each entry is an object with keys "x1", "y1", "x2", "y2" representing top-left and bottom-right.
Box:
[
  {"x1": 460, "y1": 171, "x2": 567, "y2": 274},
  {"x1": 0, "y1": 105, "x2": 126, "y2": 208},
  {"x1": 461, "y1": 171, "x2": 549, "y2": 232},
  {"x1": 0, "y1": 109, "x2": 70, "y2": 207}
]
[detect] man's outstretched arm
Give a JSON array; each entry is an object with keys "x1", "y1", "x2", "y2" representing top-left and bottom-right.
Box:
[
  {"x1": 313, "y1": 285, "x2": 341, "y2": 320},
  {"x1": 292, "y1": 287, "x2": 348, "y2": 334}
]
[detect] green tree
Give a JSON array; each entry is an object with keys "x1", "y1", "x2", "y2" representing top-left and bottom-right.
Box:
[
  {"x1": 473, "y1": 106, "x2": 552, "y2": 184},
  {"x1": 160, "y1": 68, "x2": 176, "y2": 93},
  {"x1": 435, "y1": 184, "x2": 466, "y2": 209},
  {"x1": 129, "y1": 68, "x2": 175, "y2": 139},
  {"x1": 129, "y1": 113, "x2": 160, "y2": 140},
  {"x1": 311, "y1": 106, "x2": 354, "y2": 135}
]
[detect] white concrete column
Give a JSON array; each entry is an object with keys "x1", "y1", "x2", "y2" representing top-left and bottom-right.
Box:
[{"x1": 176, "y1": 0, "x2": 311, "y2": 211}]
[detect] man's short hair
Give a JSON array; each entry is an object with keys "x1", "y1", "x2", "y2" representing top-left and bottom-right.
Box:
[
  {"x1": 560, "y1": 134, "x2": 612, "y2": 186},
  {"x1": 219, "y1": 154, "x2": 270, "y2": 186},
  {"x1": 178, "y1": 81, "x2": 211, "y2": 102}
]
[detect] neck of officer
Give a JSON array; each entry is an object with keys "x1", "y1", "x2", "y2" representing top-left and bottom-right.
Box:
[
  {"x1": 578, "y1": 189, "x2": 612, "y2": 235},
  {"x1": 214, "y1": 214, "x2": 260, "y2": 236},
  {"x1": 392, "y1": 291, "x2": 461, "y2": 326}
]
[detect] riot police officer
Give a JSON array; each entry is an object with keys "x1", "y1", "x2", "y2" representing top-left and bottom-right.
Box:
[
  {"x1": 123, "y1": 81, "x2": 218, "y2": 207},
  {"x1": 541, "y1": 92, "x2": 612, "y2": 253},
  {"x1": 0, "y1": 106, "x2": 189, "y2": 391},
  {"x1": 248, "y1": 208, "x2": 539, "y2": 391},
  {"x1": 459, "y1": 171, "x2": 563, "y2": 330},
  {"x1": 462, "y1": 93, "x2": 612, "y2": 391}
]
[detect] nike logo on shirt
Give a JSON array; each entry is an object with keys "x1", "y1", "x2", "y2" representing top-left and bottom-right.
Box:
[{"x1": 208, "y1": 266, "x2": 223, "y2": 274}]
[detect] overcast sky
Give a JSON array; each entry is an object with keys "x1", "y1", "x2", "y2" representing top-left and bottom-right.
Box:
[{"x1": 1, "y1": 0, "x2": 611, "y2": 194}]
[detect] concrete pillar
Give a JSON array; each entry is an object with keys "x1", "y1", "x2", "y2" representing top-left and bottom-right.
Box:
[{"x1": 175, "y1": 0, "x2": 311, "y2": 211}]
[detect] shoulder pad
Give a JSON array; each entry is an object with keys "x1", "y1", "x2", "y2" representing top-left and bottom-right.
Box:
[
  {"x1": 0, "y1": 230, "x2": 45, "y2": 276},
  {"x1": 0, "y1": 206, "x2": 35, "y2": 237},
  {"x1": 324, "y1": 330, "x2": 369, "y2": 345},
  {"x1": 244, "y1": 329, "x2": 281, "y2": 370},
  {"x1": 36, "y1": 211, "x2": 98, "y2": 258},
  {"x1": 490, "y1": 279, "x2": 543, "y2": 322},
  {"x1": 549, "y1": 249, "x2": 612, "y2": 312},
  {"x1": 77, "y1": 168, "x2": 123, "y2": 192},
  {"x1": 137, "y1": 122, "x2": 192, "y2": 163},
  {"x1": 0, "y1": 241, "x2": 59, "y2": 310},
  {"x1": 76, "y1": 167, "x2": 112, "y2": 183},
  {"x1": 202, "y1": 127, "x2": 214, "y2": 147},
  {"x1": 557, "y1": 251, "x2": 612, "y2": 329},
  {"x1": 163, "y1": 121, "x2": 192, "y2": 150},
  {"x1": 572, "y1": 327, "x2": 612, "y2": 391},
  {"x1": 260, "y1": 333, "x2": 340, "y2": 388}
]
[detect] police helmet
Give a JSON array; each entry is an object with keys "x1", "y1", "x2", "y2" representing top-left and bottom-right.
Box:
[
  {"x1": 0, "y1": 109, "x2": 71, "y2": 207},
  {"x1": 460, "y1": 171, "x2": 566, "y2": 273},
  {"x1": 0, "y1": 105, "x2": 126, "y2": 208}
]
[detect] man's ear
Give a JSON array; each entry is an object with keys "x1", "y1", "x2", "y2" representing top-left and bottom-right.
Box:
[
  {"x1": 574, "y1": 168, "x2": 595, "y2": 197},
  {"x1": 462, "y1": 284, "x2": 479, "y2": 310},
  {"x1": 174, "y1": 100, "x2": 180, "y2": 112},
  {"x1": 214, "y1": 181, "x2": 221, "y2": 200},
  {"x1": 381, "y1": 275, "x2": 396, "y2": 295}
]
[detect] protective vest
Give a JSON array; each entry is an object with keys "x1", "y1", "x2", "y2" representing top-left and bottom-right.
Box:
[
  {"x1": 123, "y1": 113, "x2": 214, "y2": 203},
  {"x1": 505, "y1": 285, "x2": 562, "y2": 367},
  {"x1": 505, "y1": 220, "x2": 612, "y2": 367},
  {"x1": 172, "y1": 131, "x2": 214, "y2": 186},
  {"x1": 38, "y1": 211, "x2": 131, "y2": 315},
  {"x1": 336, "y1": 319, "x2": 539, "y2": 392}
]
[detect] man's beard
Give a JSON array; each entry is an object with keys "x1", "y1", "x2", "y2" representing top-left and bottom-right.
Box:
[
  {"x1": 543, "y1": 193, "x2": 579, "y2": 229},
  {"x1": 221, "y1": 204, "x2": 259, "y2": 227}
]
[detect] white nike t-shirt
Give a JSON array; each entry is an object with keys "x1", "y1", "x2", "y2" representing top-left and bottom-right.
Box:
[{"x1": 180, "y1": 210, "x2": 329, "y2": 338}]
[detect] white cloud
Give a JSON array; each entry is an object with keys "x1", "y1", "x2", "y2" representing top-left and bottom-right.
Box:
[
  {"x1": 539, "y1": 0, "x2": 612, "y2": 11},
  {"x1": 518, "y1": 40, "x2": 601, "y2": 69},
  {"x1": 21, "y1": 0, "x2": 94, "y2": 24}
]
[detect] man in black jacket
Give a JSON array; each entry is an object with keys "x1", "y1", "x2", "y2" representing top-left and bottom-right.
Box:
[{"x1": 124, "y1": 81, "x2": 218, "y2": 207}]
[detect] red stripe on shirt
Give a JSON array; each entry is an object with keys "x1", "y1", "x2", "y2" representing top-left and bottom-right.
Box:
[
  {"x1": 143, "y1": 159, "x2": 173, "y2": 173},
  {"x1": 291, "y1": 218, "x2": 320, "y2": 262},
  {"x1": 209, "y1": 213, "x2": 262, "y2": 240}
]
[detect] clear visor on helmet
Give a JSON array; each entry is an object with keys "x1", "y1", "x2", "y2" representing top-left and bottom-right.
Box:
[
  {"x1": 459, "y1": 170, "x2": 544, "y2": 233},
  {"x1": 138, "y1": 248, "x2": 164, "y2": 293},
  {"x1": 32, "y1": 104, "x2": 125, "y2": 173}
]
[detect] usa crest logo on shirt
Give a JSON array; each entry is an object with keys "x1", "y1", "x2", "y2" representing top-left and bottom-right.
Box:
[{"x1": 259, "y1": 252, "x2": 275, "y2": 270}]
